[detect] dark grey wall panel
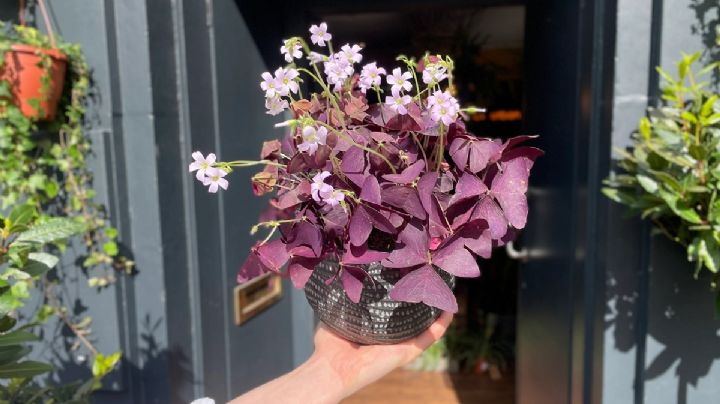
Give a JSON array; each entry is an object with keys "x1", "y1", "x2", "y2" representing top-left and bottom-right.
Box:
[
  {"x1": 520, "y1": 1, "x2": 616, "y2": 404},
  {"x1": 211, "y1": 0, "x2": 296, "y2": 399}
]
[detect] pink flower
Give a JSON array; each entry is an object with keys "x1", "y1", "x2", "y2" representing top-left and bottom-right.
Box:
[
  {"x1": 359, "y1": 62, "x2": 386, "y2": 93},
  {"x1": 422, "y1": 63, "x2": 448, "y2": 85},
  {"x1": 321, "y1": 187, "x2": 345, "y2": 206},
  {"x1": 324, "y1": 54, "x2": 353, "y2": 91},
  {"x1": 387, "y1": 68, "x2": 413, "y2": 94},
  {"x1": 308, "y1": 51, "x2": 326, "y2": 64},
  {"x1": 427, "y1": 90, "x2": 456, "y2": 109},
  {"x1": 275, "y1": 67, "x2": 299, "y2": 96},
  {"x1": 188, "y1": 151, "x2": 216, "y2": 181},
  {"x1": 297, "y1": 125, "x2": 328, "y2": 155},
  {"x1": 386, "y1": 92, "x2": 412, "y2": 115},
  {"x1": 310, "y1": 171, "x2": 344, "y2": 206},
  {"x1": 309, "y1": 23, "x2": 332, "y2": 46},
  {"x1": 428, "y1": 90, "x2": 459, "y2": 125},
  {"x1": 340, "y1": 44, "x2": 363, "y2": 64},
  {"x1": 280, "y1": 40, "x2": 302, "y2": 63},
  {"x1": 260, "y1": 72, "x2": 280, "y2": 98},
  {"x1": 265, "y1": 95, "x2": 288, "y2": 116},
  {"x1": 202, "y1": 167, "x2": 229, "y2": 193},
  {"x1": 311, "y1": 171, "x2": 333, "y2": 202}
]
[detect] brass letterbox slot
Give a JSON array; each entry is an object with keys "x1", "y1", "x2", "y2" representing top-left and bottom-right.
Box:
[{"x1": 234, "y1": 273, "x2": 282, "y2": 325}]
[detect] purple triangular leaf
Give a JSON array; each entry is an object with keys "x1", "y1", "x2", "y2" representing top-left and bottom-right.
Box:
[
  {"x1": 491, "y1": 157, "x2": 531, "y2": 229},
  {"x1": 471, "y1": 196, "x2": 508, "y2": 239},
  {"x1": 341, "y1": 146, "x2": 367, "y2": 187},
  {"x1": 286, "y1": 222, "x2": 323, "y2": 257},
  {"x1": 237, "y1": 252, "x2": 268, "y2": 283},
  {"x1": 382, "y1": 221, "x2": 428, "y2": 268},
  {"x1": 382, "y1": 160, "x2": 426, "y2": 184},
  {"x1": 381, "y1": 185, "x2": 426, "y2": 220},
  {"x1": 388, "y1": 265, "x2": 458, "y2": 313},
  {"x1": 360, "y1": 176, "x2": 382, "y2": 204},
  {"x1": 254, "y1": 239, "x2": 290, "y2": 272},
  {"x1": 451, "y1": 172, "x2": 488, "y2": 205},
  {"x1": 432, "y1": 239, "x2": 480, "y2": 277},
  {"x1": 341, "y1": 268, "x2": 364, "y2": 303},
  {"x1": 288, "y1": 257, "x2": 318, "y2": 288},
  {"x1": 342, "y1": 244, "x2": 391, "y2": 265},
  {"x1": 468, "y1": 139, "x2": 503, "y2": 173},
  {"x1": 349, "y1": 208, "x2": 372, "y2": 247}
]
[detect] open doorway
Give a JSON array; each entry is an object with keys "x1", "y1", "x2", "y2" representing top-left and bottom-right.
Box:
[{"x1": 303, "y1": 4, "x2": 526, "y2": 403}]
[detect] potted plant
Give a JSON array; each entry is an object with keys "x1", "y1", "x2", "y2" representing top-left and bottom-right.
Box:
[
  {"x1": 189, "y1": 22, "x2": 542, "y2": 344},
  {"x1": 604, "y1": 52, "x2": 720, "y2": 304},
  {"x1": 0, "y1": 0, "x2": 67, "y2": 120}
]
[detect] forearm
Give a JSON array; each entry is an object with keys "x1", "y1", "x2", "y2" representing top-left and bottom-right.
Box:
[{"x1": 229, "y1": 355, "x2": 345, "y2": 404}]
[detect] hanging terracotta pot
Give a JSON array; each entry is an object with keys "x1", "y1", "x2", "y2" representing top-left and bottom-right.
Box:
[{"x1": 1, "y1": 43, "x2": 67, "y2": 121}]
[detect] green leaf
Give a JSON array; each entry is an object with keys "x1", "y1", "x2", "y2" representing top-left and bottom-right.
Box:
[
  {"x1": 658, "y1": 190, "x2": 703, "y2": 224},
  {"x1": 0, "y1": 345, "x2": 30, "y2": 366},
  {"x1": 44, "y1": 181, "x2": 59, "y2": 198},
  {"x1": 0, "y1": 360, "x2": 52, "y2": 379},
  {"x1": 0, "y1": 316, "x2": 16, "y2": 333},
  {"x1": 656, "y1": 66, "x2": 676, "y2": 84},
  {"x1": 637, "y1": 175, "x2": 658, "y2": 193},
  {"x1": 102, "y1": 241, "x2": 118, "y2": 256},
  {"x1": 15, "y1": 218, "x2": 86, "y2": 245},
  {"x1": 92, "y1": 352, "x2": 121, "y2": 378},
  {"x1": 27, "y1": 252, "x2": 59, "y2": 270},
  {"x1": 705, "y1": 113, "x2": 720, "y2": 126},
  {"x1": 689, "y1": 144, "x2": 707, "y2": 160},
  {"x1": 7, "y1": 204, "x2": 35, "y2": 233},
  {"x1": 701, "y1": 95, "x2": 718, "y2": 118},
  {"x1": 639, "y1": 117, "x2": 651, "y2": 140},
  {"x1": 0, "y1": 330, "x2": 39, "y2": 347}
]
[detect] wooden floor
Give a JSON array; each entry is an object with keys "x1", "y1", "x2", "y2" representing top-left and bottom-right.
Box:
[{"x1": 342, "y1": 369, "x2": 515, "y2": 404}]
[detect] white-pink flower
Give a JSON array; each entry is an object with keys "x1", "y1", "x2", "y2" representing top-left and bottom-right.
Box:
[
  {"x1": 308, "y1": 51, "x2": 326, "y2": 64},
  {"x1": 297, "y1": 125, "x2": 328, "y2": 155},
  {"x1": 311, "y1": 171, "x2": 333, "y2": 202},
  {"x1": 188, "y1": 151, "x2": 216, "y2": 181},
  {"x1": 340, "y1": 44, "x2": 363, "y2": 64},
  {"x1": 260, "y1": 72, "x2": 280, "y2": 98},
  {"x1": 275, "y1": 67, "x2": 299, "y2": 96},
  {"x1": 387, "y1": 68, "x2": 413, "y2": 94},
  {"x1": 309, "y1": 23, "x2": 332, "y2": 47},
  {"x1": 386, "y1": 92, "x2": 413, "y2": 115},
  {"x1": 324, "y1": 54, "x2": 353, "y2": 91},
  {"x1": 427, "y1": 90, "x2": 455, "y2": 110},
  {"x1": 280, "y1": 40, "x2": 302, "y2": 63},
  {"x1": 202, "y1": 167, "x2": 229, "y2": 193},
  {"x1": 422, "y1": 63, "x2": 448, "y2": 85},
  {"x1": 359, "y1": 62, "x2": 386, "y2": 93},
  {"x1": 321, "y1": 188, "x2": 345, "y2": 206},
  {"x1": 265, "y1": 95, "x2": 288, "y2": 116}
]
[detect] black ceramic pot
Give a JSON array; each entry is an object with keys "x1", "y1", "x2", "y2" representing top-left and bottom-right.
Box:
[{"x1": 304, "y1": 260, "x2": 455, "y2": 345}]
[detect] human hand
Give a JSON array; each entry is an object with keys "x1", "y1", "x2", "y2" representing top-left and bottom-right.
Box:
[
  {"x1": 308, "y1": 311, "x2": 454, "y2": 401},
  {"x1": 228, "y1": 312, "x2": 453, "y2": 404}
]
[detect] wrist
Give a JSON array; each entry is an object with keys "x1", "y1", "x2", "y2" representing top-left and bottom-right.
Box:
[{"x1": 294, "y1": 354, "x2": 347, "y2": 404}]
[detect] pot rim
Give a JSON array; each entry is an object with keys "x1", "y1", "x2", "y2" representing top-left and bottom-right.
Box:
[{"x1": 8, "y1": 43, "x2": 68, "y2": 62}]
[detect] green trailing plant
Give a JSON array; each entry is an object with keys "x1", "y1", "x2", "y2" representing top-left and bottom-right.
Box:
[
  {"x1": 0, "y1": 204, "x2": 119, "y2": 402},
  {"x1": 0, "y1": 22, "x2": 133, "y2": 286},
  {"x1": 0, "y1": 13, "x2": 125, "y2": 400},
  {"x1": 603, "y1": 51, "x2": 720, "y2": 301}
]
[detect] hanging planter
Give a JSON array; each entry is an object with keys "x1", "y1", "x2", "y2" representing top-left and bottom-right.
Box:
[
  {"x1": 1, "y1": 43, "x2": 67, "y2": 120},
  {"x1": 604, "y1": 52, "x2": 720, "y2": 305},
  {"x1": 188, "y1": 23, "x2": 543, "y2": 344},
  {"x1": 0, "y1": 0, "x2": 67, "y2": 121}
]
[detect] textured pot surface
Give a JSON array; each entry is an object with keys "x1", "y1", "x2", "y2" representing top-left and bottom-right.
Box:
[
  {"x1": 305, "y1": 260, "x2": 455, "y2": 345},
  {"x1": 1, "y1": 44, "x2": 68, "y2": 120}
]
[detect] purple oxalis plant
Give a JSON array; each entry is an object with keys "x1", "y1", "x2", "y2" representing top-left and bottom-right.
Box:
[{"x1": 187, "y1": 23, "x2": 543, "y2": 313}]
